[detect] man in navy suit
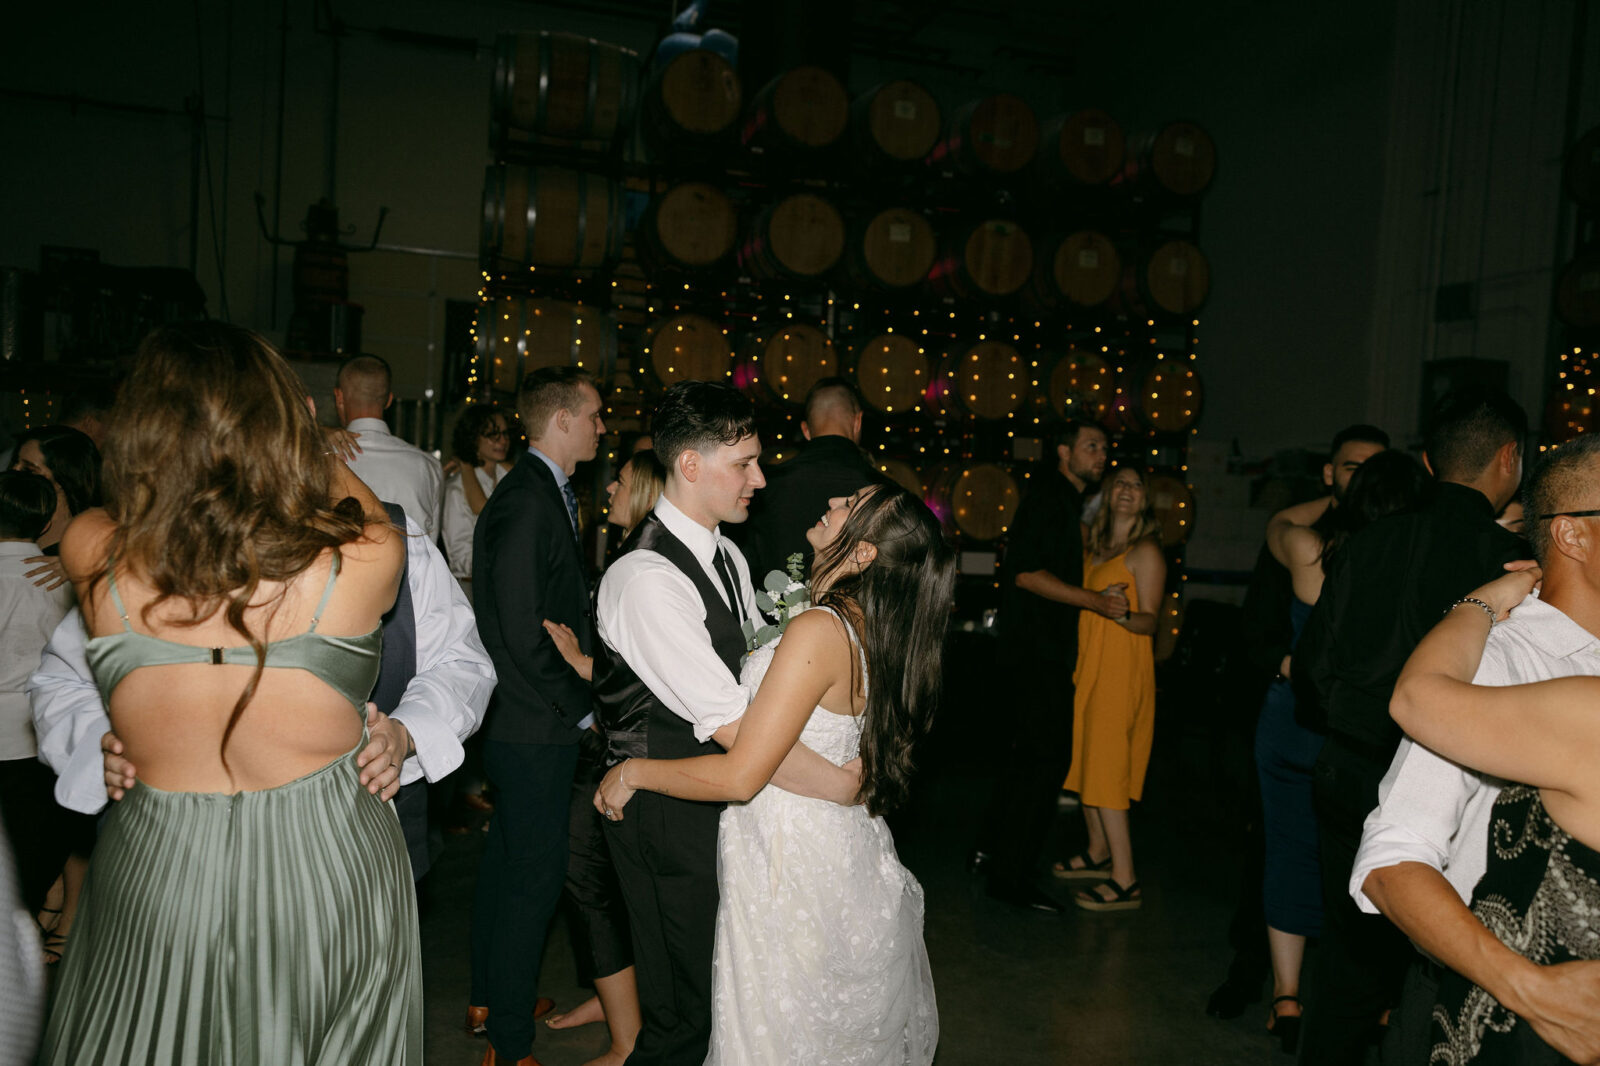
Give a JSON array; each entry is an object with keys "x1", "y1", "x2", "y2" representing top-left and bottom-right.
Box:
[{"x1": 469, "y1": 366, "x2": 605, "y2": 1066}]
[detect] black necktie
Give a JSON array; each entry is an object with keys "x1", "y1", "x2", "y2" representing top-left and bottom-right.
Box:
[{"x1": 713, "y1": 547, "x2": 746, "y2": 623}]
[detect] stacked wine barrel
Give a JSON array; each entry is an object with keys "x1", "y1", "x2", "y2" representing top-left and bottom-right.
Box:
[
  {"x1": 472, "y1": 30, "x2": 1215, "y2": 553},
  {"x1": 1543, "y1": 123, "x2": 1600, "y2": 444}
]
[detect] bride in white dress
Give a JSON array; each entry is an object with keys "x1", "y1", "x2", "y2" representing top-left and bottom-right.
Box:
[{"x1": 596, "y1": 483, "x2": 952, "y2": 1065}]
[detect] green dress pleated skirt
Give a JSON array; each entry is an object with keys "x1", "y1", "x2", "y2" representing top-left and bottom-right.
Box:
[{"x1": 41, "y1": 740, "x2": 422, "y2": 1065}]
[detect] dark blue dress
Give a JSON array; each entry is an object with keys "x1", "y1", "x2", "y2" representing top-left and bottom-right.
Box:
[{"x1": 1255, "y1": 597, "x2": 1324, "y2": 937}]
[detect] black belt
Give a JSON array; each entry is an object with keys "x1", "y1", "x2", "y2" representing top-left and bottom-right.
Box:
[{"x1": 1415, "y1": 955, "x2": 1447, "y2": 983}]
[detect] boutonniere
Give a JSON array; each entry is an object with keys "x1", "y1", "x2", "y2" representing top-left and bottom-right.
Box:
[{"x1": 743, "y1": 552, "x2": 810, "y2": 652}]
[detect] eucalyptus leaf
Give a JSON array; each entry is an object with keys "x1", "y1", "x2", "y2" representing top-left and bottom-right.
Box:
[
  {"x1": 755, "y1": 591, "x2": 777, "y2": 613},
  {"x1": 754, "y1": 624, "x2": 780, "y2": 646},
  {"x1": 764, "y1": 570, "x2": 790, "y2": 595}
]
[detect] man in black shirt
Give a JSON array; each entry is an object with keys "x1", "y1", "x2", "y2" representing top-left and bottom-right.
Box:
[
  {"x1": 729, "y1": 377, "x2": 885, "y2": 581},
  {"x1": 974, "y1": 420, "x2": 1130, "y2": 913},
  {"x1": 1295, "y1": 389, "x2": 1528, "y2": 1066}
]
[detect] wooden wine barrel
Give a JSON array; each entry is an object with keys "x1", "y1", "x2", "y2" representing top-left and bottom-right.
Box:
[
  {"x1": 851, "y1": 81, "x2": 943, "y2": 169},
  {"x1": 1564, "y1": 125, "x2": 1600, "y2": 206},
  {"x1": 1027, "y1": 231, "x2": 1121, "y2": 308},
  {"x1": 602, "y1": 369, "x2": 648, "y2": 434},
  {"x1": 644, "y1": 313, "x2": 732, "y2": 386},
  {"x1": 851, "y1": 332, "x2": 928, "y2": 414},
  {"x1": 1147, "y1": 473, "x2": 1196, "y2": 546},
  {"x1": 475, "y1": 298, "x2": 617, "y2": 394},
  {"x1": 1113, "y1": 239, "x2": 1211, "y2": 319},
  {"x1": 639, "y1": 182, "x2": 739, "y2": 273},
  {"x1": 1036, "y1": 109, "x2": 1125, "y2": 186},
  {"x1": 1116, "y1": 121, "x2": 1217, "y2": 198},
  {"x1": 738, "y1": 193, "x2": 846, "y2": 280},
  {"x1": 1139, "y1": 364, "x2": 1203, "y2": 432},
  {"x1": 1555, "y1": 251, "x2": 1600, "y2": 329},
  {"x1": 736, "y1": 323, "x2": 836, "y2": 406},
  {"x1": 874, "y1": 458, "x2": 925, "y2": 497},
  {"x1": 491, "y1": 32, "x2": 640, "y2": 152},
  {"x1": 480, "y1": 166, "x2": 623, "y2": 276},
  {"x1": 928, "y1": 219, "x2": 1032, "y2": 299},
  {"x1": 931, "y1": 341, "x2": 1027, "y2": 419},
  {"x1": 742, "y1": 66, "x2": 850, "y2": 154},
  {"x1": 1048, "y1": 351, "x2": 1114, "y2": 421},
  {"x1": 845, "y1": 208, "x2": 937, "y2": 290},
  {"x1": 926, "y1": 93, "x2": 1038, "y2": 175},
  {"x1": 642, "y1": 49, "x2": 743, "y2": 154},
  {"x1": 926, "y1": 463, "x2": 1019, "y2": 541}
]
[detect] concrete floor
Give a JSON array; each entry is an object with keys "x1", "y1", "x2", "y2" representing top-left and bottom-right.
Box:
[{"x1": 418, "y1": 664, "x2": 1334, "y2": 1066}]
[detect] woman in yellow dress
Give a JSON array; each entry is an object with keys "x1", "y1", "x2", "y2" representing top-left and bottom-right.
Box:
[{"x1": 1062, "y1": 466, "x2": 1166, "y2": 912}]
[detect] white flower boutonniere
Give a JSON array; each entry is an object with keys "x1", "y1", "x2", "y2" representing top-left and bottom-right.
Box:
[{"x1": 743, "y1": 552, "x2": 811, "y2": 652}]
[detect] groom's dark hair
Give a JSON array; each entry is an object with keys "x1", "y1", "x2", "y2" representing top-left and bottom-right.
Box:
[{"x1": 652, "y1": 381, "x2": 757, "y2": 472}]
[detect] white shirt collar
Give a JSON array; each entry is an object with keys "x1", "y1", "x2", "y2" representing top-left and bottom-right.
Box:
[
  {"x1": 653, "y1": 494, "x2": 722, "y2": 567},
  {"x1": 526, "y1": 445, "x2": 569, "y2": 488},
  {"x1": 0, "y1": 541, "x2": 41, "y2": 558},
  {"x1": 1502, "y1": 592, "x2": 1600, "y2": 659},
  {"x1": 347, "y1": 417, "x2": 392, "y2": 436}
]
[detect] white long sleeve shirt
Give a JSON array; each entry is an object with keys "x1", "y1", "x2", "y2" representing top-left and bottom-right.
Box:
[
  {"x1": 1350, "y1": 592, "x2": 1600, "y2": 913},
  {"x1": 343, "y1": 417, "x2": 445, "y2": 540},
  {"x1": 0, "y1": 541, "x2": 73, "y2": 760},
  {"x1": 596, "y1": 495, "x2": 760, "y2": 743},
  {"x1": 30, "y1": 516, "x2": 495, "y2": 813}
]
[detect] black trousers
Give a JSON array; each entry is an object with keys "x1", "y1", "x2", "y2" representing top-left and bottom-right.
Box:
[
  {"x1": 469, "y1": 739, "x2": 581, "y2": 1060},
  {"x1": 1382, "y1": 956, "x2": 1440, "y2": 1065},
  {"x1": 393, "y1": 780, "x2": 430, "y2": 882},
  {"x1": 979, "y1": 661, "x2": 1075, "y2": 886},
  {"x1": 564, "y1": 728, "x2": 632, "y2": 984},
  {"x1": 1300, "y1": 737, "x2": 1414, "y2": 1066},
  {"x1": 604, "y1": 789, "x2": 722, "y2": 1066},
  {"x1": 0, "y1": 757, "x2": 92, "y2": 913}
]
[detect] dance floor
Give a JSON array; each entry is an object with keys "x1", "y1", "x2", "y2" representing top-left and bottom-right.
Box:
[{"x1": 418, "y1": 636, "x2": 1364, "y2": 1065}]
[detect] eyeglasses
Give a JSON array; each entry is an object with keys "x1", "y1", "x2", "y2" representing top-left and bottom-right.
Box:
[
  {"x1": 481, "y1": 428, "x2": 510, "y2": 440},
  {"x1": 1537, "y1": 509, "x2": 1600, "y2": 521}
]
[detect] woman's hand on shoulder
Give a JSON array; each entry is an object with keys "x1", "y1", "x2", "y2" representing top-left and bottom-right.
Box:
[{"x1": 1469, "y1": 564, "x2": 1542, "y2": 621}]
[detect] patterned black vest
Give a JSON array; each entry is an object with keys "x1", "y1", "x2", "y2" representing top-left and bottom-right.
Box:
[{"x1": 595, "y1": 512, "x2": 746, "y2": 764}]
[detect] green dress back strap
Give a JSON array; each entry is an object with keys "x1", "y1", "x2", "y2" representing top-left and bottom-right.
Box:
[{"x1": 86, "y1": 551, "x2": 382, "y2": 711}]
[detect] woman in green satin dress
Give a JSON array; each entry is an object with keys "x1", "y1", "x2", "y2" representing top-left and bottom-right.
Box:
[{"x1": 42, "y1": 322, "x2": 422, "y2": 1064}]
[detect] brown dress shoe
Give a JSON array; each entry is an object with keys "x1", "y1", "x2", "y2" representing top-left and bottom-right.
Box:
[
  {"x1": 466, "y1": 999, "x2": 553, "y2": 1036},
  {"x1": 478, "y1": 1047, "x2": 542, "y2": 1066}
]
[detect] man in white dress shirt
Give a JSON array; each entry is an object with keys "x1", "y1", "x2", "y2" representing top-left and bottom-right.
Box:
[
  {"x1": 335, "y1": 354, "x2": 445, "y2": 539},
  {"x1": 29, "y1": 513, "x2": 494, "y2": 842},
  {"x1": 593, "y1": 381, "x2": 861, "y2": 1066},
  {"x1": 1353, "y1": 434, "x2": 1600, "y2": 1063}
]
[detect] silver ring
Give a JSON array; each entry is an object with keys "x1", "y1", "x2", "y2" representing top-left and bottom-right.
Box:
[{"x1": 604, "y1": 808, "x2": 615, "y2": 819}]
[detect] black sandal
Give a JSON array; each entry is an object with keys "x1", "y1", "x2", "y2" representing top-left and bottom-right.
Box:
[
  {"x1": 1052, "y1": 850, "x2": 1112, "y2": 881},
  {"x1": 1268, "y1": 995, "x2": 1302, "y2": 1054},
  {"x1": 1074, "y1": 878, "x2": 1141, "y2": 911}
]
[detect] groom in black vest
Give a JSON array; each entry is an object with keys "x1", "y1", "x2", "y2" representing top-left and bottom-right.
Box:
[{"x1": 594, "y1": 382, "x2": 860, "y2": 1066}]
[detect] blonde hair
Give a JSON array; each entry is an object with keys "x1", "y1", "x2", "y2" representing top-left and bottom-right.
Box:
[
  {"x1": 1084, "y1": 466, "x2": 1160, "y2": 557},
  {"x1": 620, "y1": 450, "x2": 666, "y2": 536}
]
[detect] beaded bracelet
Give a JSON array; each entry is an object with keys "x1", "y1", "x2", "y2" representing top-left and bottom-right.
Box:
[{"x1": 1448, "y1": 596, "x2": 1497, "y2": 626}]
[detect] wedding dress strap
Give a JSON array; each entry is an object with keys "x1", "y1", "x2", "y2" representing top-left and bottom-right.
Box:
[{"x1": 814, "y1": 605, "x2": 869, "y2": 700}]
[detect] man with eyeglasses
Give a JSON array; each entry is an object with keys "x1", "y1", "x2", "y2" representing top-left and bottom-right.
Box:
[
  {"x1": 1292, "y1": 387, "x2": 1529, "y2": 1065},
  {"x1": 1350, "y1": 432, "x2": 1600, "y2": 1064}
]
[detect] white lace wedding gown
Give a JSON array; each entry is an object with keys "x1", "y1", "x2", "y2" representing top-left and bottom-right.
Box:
[{"x1": 706, "y1": 608, "x2": 939, "y2": 1066}]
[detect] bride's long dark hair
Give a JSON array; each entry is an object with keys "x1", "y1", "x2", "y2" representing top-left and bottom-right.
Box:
[{"x1": 810, "y1": 485, "x2": 956, "y2": 817}]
